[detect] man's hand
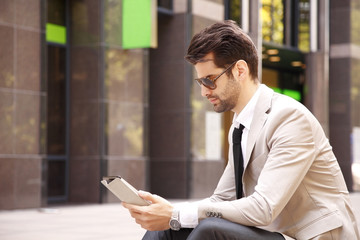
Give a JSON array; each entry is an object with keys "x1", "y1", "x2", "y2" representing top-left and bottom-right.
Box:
[{"x1": 122, "y1": 191, "x2": 173, "y2": 231}]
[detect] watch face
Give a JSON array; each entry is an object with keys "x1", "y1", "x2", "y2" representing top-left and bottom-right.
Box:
[{"x1": 170, "y1": 219, "x2": 181, "y2": 231}]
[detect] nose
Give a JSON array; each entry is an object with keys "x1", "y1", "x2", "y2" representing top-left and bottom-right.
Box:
[{"x1": 200, "y1": 84, "x2": 211, "y2": 97}]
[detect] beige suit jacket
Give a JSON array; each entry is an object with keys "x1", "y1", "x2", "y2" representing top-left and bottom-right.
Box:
[{"x1": 197, "y1": 85, "x2": 360, "y2": 239}]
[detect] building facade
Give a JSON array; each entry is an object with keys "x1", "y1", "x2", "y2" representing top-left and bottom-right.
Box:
[{"x1": 0, "y1": 0, "x2": 359, "y2": 210}]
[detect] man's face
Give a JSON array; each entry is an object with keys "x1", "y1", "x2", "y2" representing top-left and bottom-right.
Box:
[{"x1": 194, "y1": 54, "x2": 240, "y2": 113}]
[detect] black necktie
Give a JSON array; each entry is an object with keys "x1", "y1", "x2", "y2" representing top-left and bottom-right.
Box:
[{"x1": 233, "y1": 124, "x2": 245, "y2": 199}]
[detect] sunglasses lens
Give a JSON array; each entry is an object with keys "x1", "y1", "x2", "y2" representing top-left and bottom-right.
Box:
[
  {"x1": 201, "y1": 78, "x2": 216, "y2": 89},
  {"x1": 195, "y1": 79, "x2": 203, "y2": 86}
]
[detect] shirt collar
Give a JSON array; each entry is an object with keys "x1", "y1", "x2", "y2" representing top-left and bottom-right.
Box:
[{"x1": 232, "y1": 84, "x2": 262, "y2": 130}]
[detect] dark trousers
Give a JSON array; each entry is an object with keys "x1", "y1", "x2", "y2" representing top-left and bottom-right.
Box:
[{"x1": 142, "y1": 217, "x2": 285, "y2": 240}]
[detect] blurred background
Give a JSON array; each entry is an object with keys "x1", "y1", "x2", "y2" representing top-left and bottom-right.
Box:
[{"x1": 0, "y1": 0, "x2": 359, "y2": 211}]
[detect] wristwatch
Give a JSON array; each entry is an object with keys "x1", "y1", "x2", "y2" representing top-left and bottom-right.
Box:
[{"x1": 169, "y1": 209, "x2": 181, "y2": 231}]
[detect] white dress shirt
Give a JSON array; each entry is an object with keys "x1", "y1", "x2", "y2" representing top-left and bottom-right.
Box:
[{"x1": 175, "y1": 85, "x2": 262, "y2": 228}]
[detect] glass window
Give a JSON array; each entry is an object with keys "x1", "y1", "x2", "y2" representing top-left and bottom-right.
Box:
[
  {"x1": 47, "y1": 0, "x2": 66, "y2": 25},
  {"x1": 46, "y1": 0, "x2": 68, "y2": 202},
  {"x1": 48, "y1": 160, "x2": 66, "y2": 197},
  {"x1": 352, "y1": 60, "x2": 360, "y2": 191},
  {"x1": 47, "y1": 46, "x2": 66, "y2": 155},
  {"x1": 298, "y1": 0, "x2": 310, "y2": 52},
  {"x1": 104, "y1": 49, "x2": 146, "y2": 157},
  {"x1": 158, "y1": 0, "x2": 172, "y2": 10},
  {"x1": 262, "y1": 68, "x2": 304, "y2": 102},
  {"x1": 225, "y1": 0, "x2": 242, "y2": 26},
  {"x1": 261, "y1": 0, "x2": 284, "y2": 45},
  {"x1": 262, "y1": 43, "x2": 305, "y2": 102},
  {"x1": 46, "y1": 44, "x2": 68, "y2": 200}
]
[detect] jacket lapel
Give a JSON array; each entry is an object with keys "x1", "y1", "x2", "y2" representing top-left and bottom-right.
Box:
[{"x1": 244, "y1": 85, "x2": 273, "y2": 169}]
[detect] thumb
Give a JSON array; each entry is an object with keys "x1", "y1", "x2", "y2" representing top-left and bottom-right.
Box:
[
  {"x1": 138, "y1": 190, "x2": 157, "y2": 203},
  {"x1": 138, "y1": 190, "x2": 167, "y2": 204}
]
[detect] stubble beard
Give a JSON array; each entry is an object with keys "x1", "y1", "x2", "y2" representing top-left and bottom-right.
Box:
[
  {"x1": 213, "y1": 97, "x2": 236, "y2": 113},
  {"x1": 212, "y1": 79, "x2": 240, "y2": 113}
]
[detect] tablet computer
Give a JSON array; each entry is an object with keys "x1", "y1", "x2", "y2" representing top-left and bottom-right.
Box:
[{"x1": 101, "y1": 176, "x2": 150, "y2": 206}]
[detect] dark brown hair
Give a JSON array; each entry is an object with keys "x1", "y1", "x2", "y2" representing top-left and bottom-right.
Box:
[{"x1": 185, "y1": 20, "x2": 258, "y2": 80}]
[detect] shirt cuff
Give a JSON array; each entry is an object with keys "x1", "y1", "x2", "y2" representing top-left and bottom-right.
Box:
[{"x1": 173, "y1": 202, "x2": 199, "y2": 228}]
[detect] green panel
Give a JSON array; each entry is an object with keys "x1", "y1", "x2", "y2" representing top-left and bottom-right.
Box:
[
  {"x1": 122, "y1": 0, "x2": 153, "y2": 49},
  {"x1": 271, "y1": 87, "x2": 301, "y2": 101},
  {"x1": 271, "y1": 87, "x2": 282, "y2": 93},
  {"x1": 283, "y1": 89, "x2": 301, "y2": 101},
  {"x1": 46, "y1": 23, "x2": 66, "y2": 45}
]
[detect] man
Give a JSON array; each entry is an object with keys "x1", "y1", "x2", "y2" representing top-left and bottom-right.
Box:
[{"x1": 123, "y1": 20, "x2": 360, "y2": 239}]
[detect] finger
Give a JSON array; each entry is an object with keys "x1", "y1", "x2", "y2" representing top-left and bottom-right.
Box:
[
  {"x1": 121, "y1": 202, "x2": 129, "y2": 208},
  {"x1": 138, "y1": 190, "x2": 152, "y2": 199},
  {"x1": 122, "y1": 201, "x2": 136, "y2": 210},
  {"x1": 129, "y1": 210, "x2": 143, "y2": 219},
  {"x1": 138, "y1": 191, "x2": 169, "y2": 205},
  {"x1": 137, "y1": 191, "x2": 158, "y2": 204},
  {"x1": 122, "y1": 202, "x2": 144, "y2": 215}
]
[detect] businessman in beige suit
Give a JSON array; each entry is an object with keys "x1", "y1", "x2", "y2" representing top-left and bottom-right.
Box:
[{"x1": 123, "y1": 20, "x2": 360, "y2": 239}]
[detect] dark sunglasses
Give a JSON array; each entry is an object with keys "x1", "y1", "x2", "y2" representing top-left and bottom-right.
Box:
[{"x1": 195, "y1": 61, "x2": 237, "y2": 90}]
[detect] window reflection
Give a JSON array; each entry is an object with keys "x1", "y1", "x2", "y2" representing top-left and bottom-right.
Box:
[
  {"x1": 105, "y1": 49, "x2": 145, "y2": 157},
  {"x1": 226, "y1": 0, "x2": 242, "y2": 26},
  {"x1": 261, "y1": 0, "x2": 284, "y2": 45},
  {"x1": 104, "y1": 0, "x2": 122, "y2": 46},
  {"x1": 298, "y1": 0, "x2": 310, "y2": 52}
]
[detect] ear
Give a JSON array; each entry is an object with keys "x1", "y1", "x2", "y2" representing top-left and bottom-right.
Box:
[{"x1": 233, "y1": 60, "x2": 248, "y2": 80}]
